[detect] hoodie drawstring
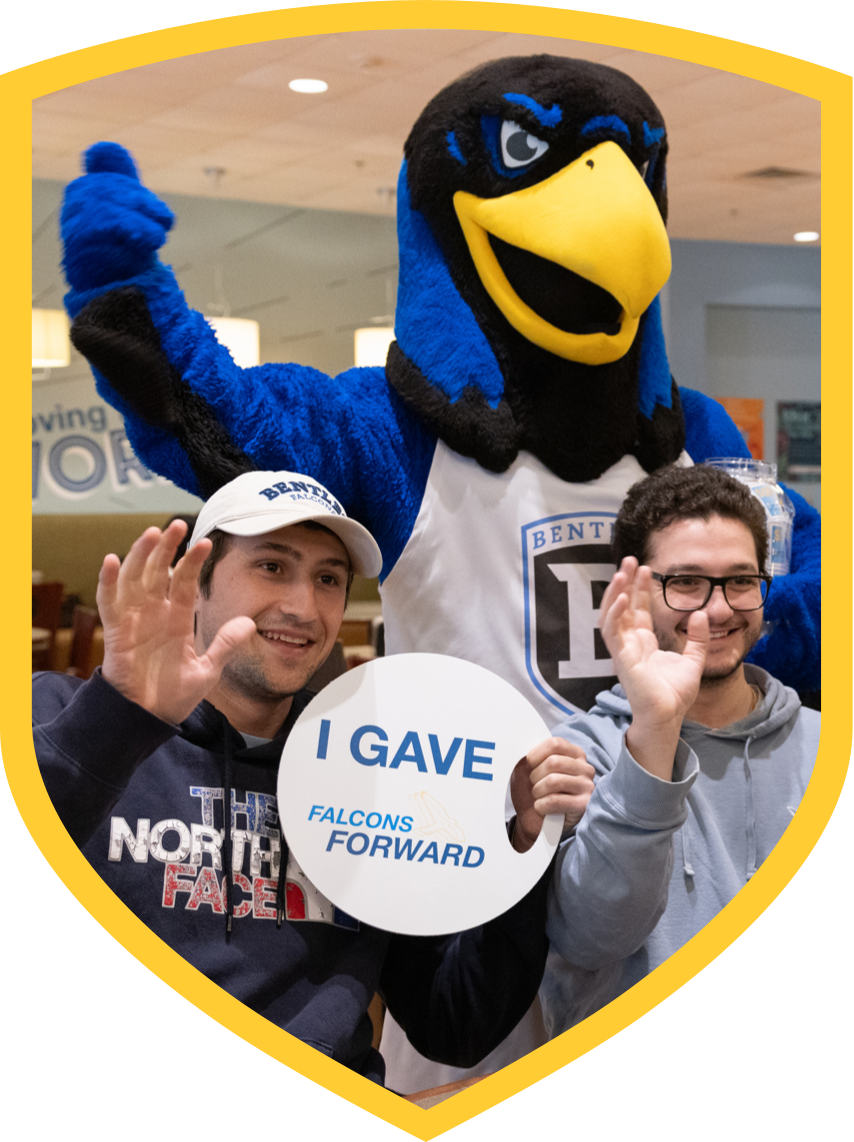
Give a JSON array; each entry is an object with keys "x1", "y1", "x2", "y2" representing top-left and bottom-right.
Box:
[
  {"x1": 743, "y1": 737, "x2": 758, "y2": 879},
  {"x1": 218, "y1": 709, "x2": 296, "y2": 935},
  {"x1": 276, "y1": 829, "x2": 291, "y2": 928},
  {"x1": 678, "y1": 735, "x2": 759, "y2": 883},
  {"x1": 679, "y1": 823, "x2": 695, "y2": 880}
]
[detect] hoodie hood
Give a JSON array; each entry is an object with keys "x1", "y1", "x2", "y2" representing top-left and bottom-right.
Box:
[
  {"x1": 180, "y1": 689, "x2": 315, "y2": 759},
  {"x1": 588, "y1": 664, "x2": 800, "y2": 741},
  {"x1": 680, "y1": 665, "x2": 801, "y2": 742}
]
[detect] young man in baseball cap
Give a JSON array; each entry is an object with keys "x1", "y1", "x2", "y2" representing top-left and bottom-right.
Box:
[{"x1": 33, "y1": 470, "x2": 593, "y2": 1083}]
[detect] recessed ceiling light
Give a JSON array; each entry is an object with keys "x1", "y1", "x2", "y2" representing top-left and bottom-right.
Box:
[
  {"x1": 794, "y1": 231, "x2": 820, "y2": 242},
  {"x1": 289, "y1": 78, "x2": 328, "y2": 94}
]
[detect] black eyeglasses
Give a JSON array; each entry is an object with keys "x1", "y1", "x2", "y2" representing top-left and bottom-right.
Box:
[{"x1": 651, "y1": 571, "x2": 772, "y2": 612}]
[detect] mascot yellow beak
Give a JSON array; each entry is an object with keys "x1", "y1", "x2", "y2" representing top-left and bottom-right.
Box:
[{"x1": 454, "y1": 141, "x2": 671, "y2": 366}]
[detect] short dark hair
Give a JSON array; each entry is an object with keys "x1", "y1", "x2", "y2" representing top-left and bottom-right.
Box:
[
  {"x1": 612, "y1": 465, "x2": 769, "y2": 570},
  {"x1": 197, "y1": 523, "x2": 354, "y2": 602},
  {"x1": 198, "y1": 529, "x2": 232, "y2": 598}
]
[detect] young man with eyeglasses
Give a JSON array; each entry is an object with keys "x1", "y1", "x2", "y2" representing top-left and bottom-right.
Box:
[{"x1": 539, "y1": 464, "x2": 820, "y2": 1035}]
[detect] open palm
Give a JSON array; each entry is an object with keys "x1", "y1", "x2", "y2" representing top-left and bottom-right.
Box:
[
  {"x1": 600, "y1": 559, "x2": 708, "y2": 726},
  {"x1": 97, "y1": 522, "x2": 255, "y2": 725}
]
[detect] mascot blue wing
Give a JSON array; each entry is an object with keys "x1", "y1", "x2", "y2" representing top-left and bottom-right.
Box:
[
  {"x1": 73, "y1": 298, "x2": 435, "y2": 580},
  {"x1": 61, "y1": 143, "x2": 436, "y2": 579},
  {"x1": 680, "y1": 386, "x2": 820, "y2": 690},
  {"x1": 230, "y1": 361, "x2": 437, "y2": 579}
]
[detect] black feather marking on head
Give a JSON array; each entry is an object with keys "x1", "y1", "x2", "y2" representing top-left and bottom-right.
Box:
[
  {"x1": 386, "y1": 341, "x2": 520, "y2": 472},
  {"x1": 70, "y1": 287, "x2": 256, "y2": 498},
  {"x1": 634, "y1": 381, "x2": 686, "y2": 473},
  {"x1": 405, "y1": 54, "x2": 668, "y2": 271}
]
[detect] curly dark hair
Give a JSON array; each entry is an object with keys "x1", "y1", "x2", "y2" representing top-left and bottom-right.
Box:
[{"x1": 612, "y1": 464, "x2": 769, "y2": 570}]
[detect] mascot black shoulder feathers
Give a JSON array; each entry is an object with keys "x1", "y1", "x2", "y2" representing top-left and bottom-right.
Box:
[{"x1": 60, "y1": 55, "x2": 820, "y2": 715}]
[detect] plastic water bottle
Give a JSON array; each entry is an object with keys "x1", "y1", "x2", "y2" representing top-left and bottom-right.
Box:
[{"x1": 703, "y1": 458, "x2": 795, "y2": 576}]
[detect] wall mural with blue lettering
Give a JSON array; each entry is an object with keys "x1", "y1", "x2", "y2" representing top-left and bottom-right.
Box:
[{"x1": 33, "y1": 376, "x2": 203, "y2": 514}]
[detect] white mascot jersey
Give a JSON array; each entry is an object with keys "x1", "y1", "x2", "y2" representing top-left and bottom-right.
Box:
[
  {"x1": 379, "y1": 440, "x2": 691, "y2": 1093},
  {"x1": 383, "y1": 440, "x2": 692, "y2": 727}
]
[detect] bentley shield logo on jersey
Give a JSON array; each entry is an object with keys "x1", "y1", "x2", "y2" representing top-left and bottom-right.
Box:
[{"x1": 523, "y1": 512, "x2": 618, "y2": 717}]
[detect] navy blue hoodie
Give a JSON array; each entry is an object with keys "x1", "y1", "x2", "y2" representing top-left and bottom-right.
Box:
[{"x1": 33, "y1": 669, "x2": 550, "y2": 1083}]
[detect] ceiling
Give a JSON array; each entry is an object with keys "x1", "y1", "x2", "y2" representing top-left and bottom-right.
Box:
[
  {"x1": 33, "y1": 28, "x2": 821, "y2": 244},
  {"x1": 32, "y1": 29, "x2": 821, "y2": 387}
]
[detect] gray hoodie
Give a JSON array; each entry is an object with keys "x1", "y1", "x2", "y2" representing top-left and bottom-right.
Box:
[{"x1": 541, "y1": 665, "x2": 820, "y2": 1037}]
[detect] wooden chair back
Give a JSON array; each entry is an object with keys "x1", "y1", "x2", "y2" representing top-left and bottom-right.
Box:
[
  {"x1": 32, "y1": 581, "x2": 64, "y2": 671},
  {"x1": 66, "y1": 605, "x2": 100, "y2": 680}
]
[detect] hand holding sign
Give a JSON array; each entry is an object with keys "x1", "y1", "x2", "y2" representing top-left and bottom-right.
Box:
[
  {"x1": 511, "y1": 738, "x2": 595, "y2": 853},
  {"x1": 279, "y1": 654, "x2": 567, "y2": 935}
]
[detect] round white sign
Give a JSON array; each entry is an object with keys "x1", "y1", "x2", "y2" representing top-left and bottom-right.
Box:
[{"x1": 278, "y1": 653, "x2": 562, "y2": 936}]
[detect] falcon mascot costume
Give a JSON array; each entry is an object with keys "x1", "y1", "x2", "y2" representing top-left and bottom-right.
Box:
[{"x1": 61, "y1": 56, "x2": 820, "y2": 718}]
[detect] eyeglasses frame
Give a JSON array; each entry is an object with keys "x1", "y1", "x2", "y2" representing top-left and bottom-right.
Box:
[{"x1": 650, "y1": 570, "x2": 773, "y2": 612}]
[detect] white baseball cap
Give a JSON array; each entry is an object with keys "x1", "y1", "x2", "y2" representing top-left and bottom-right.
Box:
[{"x1": 189, "y1": 470, "x2": 383, "y2": 578}]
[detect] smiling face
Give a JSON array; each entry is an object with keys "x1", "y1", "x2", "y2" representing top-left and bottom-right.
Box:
[
  {"x1": 646, "y1": 514, "x2": 765, "y2": 684},
  {"x1": 195, "y1": 522, "x2": 350, "y2": 736}
]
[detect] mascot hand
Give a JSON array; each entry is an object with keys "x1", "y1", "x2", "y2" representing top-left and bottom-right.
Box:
[{"x1": 61, "y1": 142, "x2": 175, "y2": 292}]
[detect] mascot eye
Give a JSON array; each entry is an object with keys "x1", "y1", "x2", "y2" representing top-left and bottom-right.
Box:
[{"x1": 500, "y1": 120, "x2": 549, "y2": 168}]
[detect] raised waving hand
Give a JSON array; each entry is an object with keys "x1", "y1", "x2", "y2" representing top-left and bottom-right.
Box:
[
  {"x1": 97, "y1": 521, "x2": 255, "y2": 726},
  {"x1": 599, "y1": 557, "x2": 708, "y2": 779}
]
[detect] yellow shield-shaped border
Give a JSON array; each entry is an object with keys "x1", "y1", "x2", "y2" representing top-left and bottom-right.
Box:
[{"x1": 4, "y1": 3, "x2": 849, "y2": 1138}]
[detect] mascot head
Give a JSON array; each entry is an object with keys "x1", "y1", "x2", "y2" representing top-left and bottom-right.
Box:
[{"x1": 388, "y1": 55, "x2": 684, "y2": 481}]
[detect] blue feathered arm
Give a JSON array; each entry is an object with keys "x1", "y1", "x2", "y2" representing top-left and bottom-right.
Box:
[
  {"x1": 681, "y1": 387, "x2": 820, "y2": 690},
  {"x1": 62, "y1": 143, "x2": 435, "y2": 576}
]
